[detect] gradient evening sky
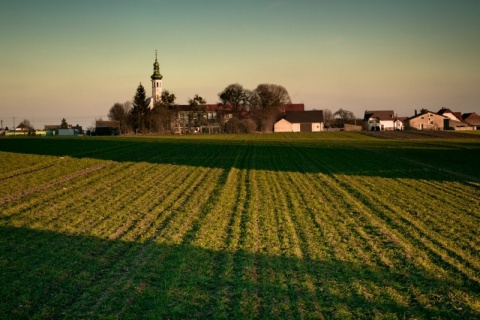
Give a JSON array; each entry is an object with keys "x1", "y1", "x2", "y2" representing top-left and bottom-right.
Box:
[{"x1": 1, "y1": 0, "x2": 479, "y2": 129}]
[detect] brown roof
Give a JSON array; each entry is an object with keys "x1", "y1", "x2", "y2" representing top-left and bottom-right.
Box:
[
  {"x1": 462, "y1": 112, "x2": 480, "y2": 125},
  {"x1": 394, "y1": 117, "x2": 408, "y2": 124},
  {"x1": 364, "y1": 110, "x2": 394, "y2": 121},
  {"x1": 16, "y1": 123, "x2": 31, "y2": 130},
  {"x1": 452, "y1": 112, "x2": 462, "y2": 121},
  {"x1": 284, "y1": 110, "x2": 324, "y2": 123},
  {"x1": 407, "y1": 111, "x2": 445, "y2": 121},
  {"x1": 437, "y1": 108, "x2": 463, "y2": 121}
]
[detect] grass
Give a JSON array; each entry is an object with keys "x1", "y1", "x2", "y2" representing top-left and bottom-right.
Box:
[{"x1": 1, "y1": 132, "x2": 479, "y2": 319}]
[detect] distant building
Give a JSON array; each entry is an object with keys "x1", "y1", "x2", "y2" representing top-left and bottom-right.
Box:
[
  {"x1": 15, "y1": 123, "x2": 32, "y2": 132},
  {"x1": 71, "y1": 124, "x2": 83, "y2": 134},
  {"x1": 437, "y1": 108, "x2": 462, "y2": 122},
  {"x1": 95, "y1": 120, "x2": 120, "y2": 136},
  {"x1": 274, "y1": 110, "x2": 324, "y2": 132},
  {"x1": 363, "y1": 110, "x2": 395, "y2": 131},
  {"x1": 394, "y1": 117, "x2": 407, "y2": 130},
  {"x1": 462, "y1": 112, "x2": 480, "y2": 129},
  {"x1": 58, "y1": 129, "x2": 78, "y2": 136},
  {"x1": 436, "y1": 108, "x2": 475, "y2": 130},
  {"x1": 44, "y1": 125, "x2": 61, "y2": 135},
  {"x1": 405, "y1": 111, "x2": 445, "y2": 130}
]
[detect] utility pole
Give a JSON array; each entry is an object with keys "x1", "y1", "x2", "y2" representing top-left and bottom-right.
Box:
[{"x1": 13, "y1": 117, "x2": 15, "y2": 136}]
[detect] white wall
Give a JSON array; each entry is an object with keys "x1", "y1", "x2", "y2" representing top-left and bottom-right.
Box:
[{"x1": 274, "y1": 119, "x2": 293, "y2": 132}]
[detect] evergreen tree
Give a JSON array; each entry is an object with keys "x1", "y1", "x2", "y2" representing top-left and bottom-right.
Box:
[
  {"x1": 60, "y1": 118, "x2": 69, "y2": 129},
  {"x1": 129, "y1": 83, "x2": 149, "y2": 133}
]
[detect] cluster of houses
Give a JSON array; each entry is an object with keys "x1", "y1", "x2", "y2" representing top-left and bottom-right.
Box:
[
  {"x1": 275, "y1": 106, "x2": 480, "y2": 133},
  {"x1": 2, "y1": 106, "x2": 479, "y2": 136},
  {"x1": 1, "y1": 124, "x2": 84, "y2": 136},
  {"x1": 363, "y1": 108, "x2": 480, "y2": 132}
]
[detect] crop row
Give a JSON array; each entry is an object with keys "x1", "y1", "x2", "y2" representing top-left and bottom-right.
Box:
[{"x1": 0, "y1": 134, "x2": 479, "y2": 319}]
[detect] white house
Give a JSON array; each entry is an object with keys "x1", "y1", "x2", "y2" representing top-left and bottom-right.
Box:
[
  {"x1": 394, "y1": 117, "x2": 407, "y2": 130},
  {"x1": 364, "y1": 110, "x2": 395, "y2": 131},
  {"x1": 274, "y1": 111, "x2": 324, "y2": 132}
]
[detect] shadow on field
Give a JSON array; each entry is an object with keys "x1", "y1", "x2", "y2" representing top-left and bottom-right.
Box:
[
  {"x1": 1, "y1": 136, "x2": 480, "y2": 181},
  {"x1": 1, "y1": 226, "x2": 478, "y2": 319}
]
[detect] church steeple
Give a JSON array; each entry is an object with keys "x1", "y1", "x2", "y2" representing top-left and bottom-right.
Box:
[
  {"x1": 151, "y1": 50, "x2": 163, "y2": 105},
  {"x1": 151, "y1": 50, "x2": 163, "y2": 80}
]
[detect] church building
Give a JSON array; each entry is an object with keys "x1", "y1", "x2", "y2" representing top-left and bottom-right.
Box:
[
  {"x1": 151, "y1": 51, "x2": 163, "y2": 104},
  {"x1": 146, "y1": 51, "x2": 163, "y2": 108}
]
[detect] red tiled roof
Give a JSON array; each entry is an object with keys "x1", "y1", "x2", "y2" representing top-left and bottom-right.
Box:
[
  {"x1": 176, "y1": 104, "x2": 233, "y2": 112},
  {"x1": 281, "y1": 104, "x2": 304, "y2": 112},
  {"x1": 175, "y1": 103, "x2": 304, "y2": 113}
]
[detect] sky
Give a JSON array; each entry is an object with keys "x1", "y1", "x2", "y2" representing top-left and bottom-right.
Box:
[{"x1": 1, "y1": 0, "x2": 479, "y2": 129}]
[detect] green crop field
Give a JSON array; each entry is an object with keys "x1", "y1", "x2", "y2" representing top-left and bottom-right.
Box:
[{"x1": 1, "y1": 132, "x2": 479, "y2": 319}]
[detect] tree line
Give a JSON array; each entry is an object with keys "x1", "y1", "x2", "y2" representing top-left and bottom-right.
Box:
[
  {"x1": 107, "y1": 82, "x2": 358, "y2": 134},
  {"x1": 108, "y1": 83, "x2": 292, "y2": 134}
]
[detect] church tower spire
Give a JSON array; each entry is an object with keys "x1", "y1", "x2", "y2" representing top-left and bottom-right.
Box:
[{"x1": 151, "y1": 50, "x2": 163, "y2": 104}]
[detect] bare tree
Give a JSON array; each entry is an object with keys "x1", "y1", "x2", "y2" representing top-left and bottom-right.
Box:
[
  {"x1": 19, "y1": 119, "x2": 33, "y2": 129},
  {"x1": 218, "y1": 83, "x2": 251, "y2": 132},
  {"x1": 323, "y1": 109, "x2": 334, "y2": 127},
  {"x1": 19, "y1": 119, "x2": 35, "y2": 135},
  {"x1": 333, "y1": 108, "x2": 356, "y2": 127},
  {"x1": 250, "y1": 84, "x2": 291, "y2": 132},
  {"x1": 188, "y1": 94, "x2": 207, "y2": 133},
  {"x1": 108, "y1": 101, "x2": 131, "y2": 134},
  {"x1": 151, "y1": 90, "x2": 177, "y2": 133}
]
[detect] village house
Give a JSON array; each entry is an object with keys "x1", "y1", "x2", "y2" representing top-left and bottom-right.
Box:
[
  {"x1": 173, "y1": 104, "x2": 234, "y2": 134},
  {"x1": 437, "y1": 107, "x2": 463, "y2": 122},
  {"x1": 274, "y1": 110, "x2": 324, "y2": 133},
  {"x1": 405, "y1": 110, "x2": 446, "y2": 130},
  {"x1": 394, "y1": 117, "x2": 407, "y2": 130},
  {"x1": 363, "y1": 110, "x2": 395, "y2": 131},
  {"x1": 462, "y1": 112, "x2": 480, "y2": 130},
  {"x1": 437, "y1": 107, "x2": 468, "y2": 130}
]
